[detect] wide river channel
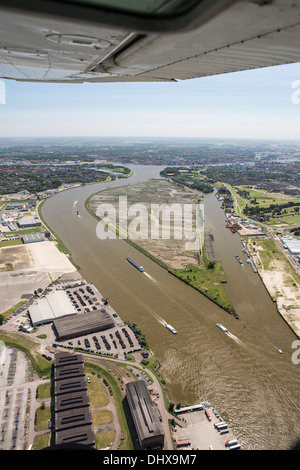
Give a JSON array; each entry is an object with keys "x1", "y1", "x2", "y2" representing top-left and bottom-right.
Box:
[{"x1": 41, "y1": 164, "x2": 300, "y2": 450}]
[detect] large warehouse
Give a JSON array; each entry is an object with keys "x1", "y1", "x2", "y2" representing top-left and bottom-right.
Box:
[
  {"x1": 280, "y1": 236, "x2": 300, "y2": 256},
  {"x1": 53, "y1": 309, "x2": 114, "y2": 341},
  {"x1": 126, "y1": 380, "x2": 164, "y2": 450},
  {"x1": 53, "y1": 352, "x2": 95, "y2": 448},
  {"x1": 28, "y1": 290, "x2": 76, "y2": 326},
  {"x1": 17, "y1": 216, "x2": 41, "y2": 228}
]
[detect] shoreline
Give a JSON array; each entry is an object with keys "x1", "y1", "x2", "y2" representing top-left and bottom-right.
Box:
[{"x1": 247, "y1": 238, "x2": 300, "y2": 339}]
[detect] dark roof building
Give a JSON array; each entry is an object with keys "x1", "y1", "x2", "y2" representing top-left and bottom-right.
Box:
[
  {"x1": 22, "y1": 232, "x2": 45, "y2": 244},
  {"x1": 55, "y1": 425, "x2": 96, "y2": 448},
  {"x1": 53, "y1": 309, "x2": 114, "y2": 341},
  {"x1": 53, "y1": 352, "x2": 95, "y2": 448},
  {"x1": 54, "y1": 351, "x2": 84, "y2": 367},
  {"x1": 55, "y1": 408, "x2": 92, "y2": 432},
  {"x1": 54, "y1": 363, "x2": 85, "y2": 382},
  {"x1": 126, "y1": 380, "x2": 164, "y2": 450},
  {"x1": 55, "y1": 377, "x2": 88, "y2": 396},
  {"x1": 55, "y1": 392, "x2": 90, "y2": 413}
]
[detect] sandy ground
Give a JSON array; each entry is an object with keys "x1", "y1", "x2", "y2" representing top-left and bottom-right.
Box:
[
  {"x1": 89, "y1": 180, "x2": 201, "y2": 269},
  {"x1": 251, "y1": 245, "x2": 300, "y2": 338},
  {"x1": 0, "y1": 241, "x2": 77, "y2": 313}
]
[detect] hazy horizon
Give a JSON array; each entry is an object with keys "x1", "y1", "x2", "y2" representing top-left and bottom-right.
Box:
[{"x1": 1, "y1": 62, "x2": 300, "y2": 141}]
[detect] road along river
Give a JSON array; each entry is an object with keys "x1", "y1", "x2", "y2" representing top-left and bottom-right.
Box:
[{"x1": 41, "y1": 165, "x2": 300, "y2": 450}]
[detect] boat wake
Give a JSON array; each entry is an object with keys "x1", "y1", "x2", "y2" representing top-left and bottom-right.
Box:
[
  {"x1": 226, "y1": 331, "x2": 243, "y2": 345},
  {"x1": 143, "y1": 272, "x2": 156, "y2": 282},
  {"x1": 153, "y1": 313, "x2": 167, "y2": 326}
]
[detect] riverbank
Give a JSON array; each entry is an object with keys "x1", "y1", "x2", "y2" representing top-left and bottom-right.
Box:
[{"x1": 247, "y1": 237, "x2": 300, "y2": 338}]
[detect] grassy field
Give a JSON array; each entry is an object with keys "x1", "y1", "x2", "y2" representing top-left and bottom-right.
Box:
[
  {"x1": 85, "y1": 361, "x2": 134, "y2": 450},
  {"x1": 225, "y1": 184, "x2": 300, "y2": 228},
  {"x1": 0, "y1": 238, "x2": 23, "y2": 248},
  {"x1": 1, "y1": 301, "x2": 27, "y2": 320},
  {"x1": 0, "y1": 331, "x2": 52, "y2": 377},
  {"x1": 169, "y1": 260, "x2": 235, "y2": 316}
]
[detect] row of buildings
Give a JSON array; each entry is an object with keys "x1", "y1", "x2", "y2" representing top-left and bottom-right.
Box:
[
  {"x1": 53, "y1": 352, "x2": 95, "y2": 448},
  {"x1": 52, "y1": 352, "x2": 165, "y2": 450}
]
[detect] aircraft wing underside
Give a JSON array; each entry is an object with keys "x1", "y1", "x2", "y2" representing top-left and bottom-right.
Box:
[{"x1": 0, "y1": 0, "x2": 299, "y2": 83}]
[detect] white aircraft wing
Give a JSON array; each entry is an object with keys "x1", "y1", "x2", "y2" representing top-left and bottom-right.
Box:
[{"x1": 0, "y1": 0, "x2": 299, "y2": 83}]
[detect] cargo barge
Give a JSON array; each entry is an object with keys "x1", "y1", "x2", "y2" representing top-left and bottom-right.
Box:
[
  {"x1": 235, "y1": 254, "x2": 243, "y2": 264},
  {"x1": 126, "y1": 257, "x2": 144, "y2": 272}
]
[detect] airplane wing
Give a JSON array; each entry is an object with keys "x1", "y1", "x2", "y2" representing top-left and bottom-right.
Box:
[{"x1": 0, "y1": 0, "x2": 299, "y2": 83}]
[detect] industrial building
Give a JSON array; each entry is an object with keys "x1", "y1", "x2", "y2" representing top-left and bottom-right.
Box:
[
  {"x1": 22, "y1": 232, "x2": 45, "y2": 244},
  {"x1": 17, "y1": 216, "x2": 41, "y2": 228},
  {"x1": 53, "y1": 309, "x2": 114, "y2": 341},
  {"x1": 126, "y1": 380, "x2": 164, "y2": 450},
  {"x1": 280, "y1": 236, "x2": 300, "y2": 256},
  {"x1": 28, "y1": 290, "x2": 77, "y2": 326},
  {"x1": 53, "y1": 352, "x2": 95, "y2": 448}
]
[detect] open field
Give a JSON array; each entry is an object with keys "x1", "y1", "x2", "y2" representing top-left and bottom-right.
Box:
[
  {"x1": 247, "y1": 238, "x2": 300, "y2": 337},
  {"x1": 0, "y1": 241, "x2": 78, "y2": 313}
]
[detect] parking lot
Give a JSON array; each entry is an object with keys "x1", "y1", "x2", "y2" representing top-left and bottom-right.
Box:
[
  {"x1": 174, "y1": 408, "x2": 239, "y2": 450},
  {"x1": 59, "y1": 323, "x2": 141, "y2": 357},
  {"x1": 0, "y1": 347, "x2": 33, "y2": 450}
]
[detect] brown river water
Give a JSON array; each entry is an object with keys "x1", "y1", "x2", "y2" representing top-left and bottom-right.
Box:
[{"x1": 41, "y1": 165, "x2": 300, "y2": 450}]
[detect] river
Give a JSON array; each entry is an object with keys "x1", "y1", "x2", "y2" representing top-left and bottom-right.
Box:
[{"x1": 41, "y1": 165, "x2": 300, "y2": 450}]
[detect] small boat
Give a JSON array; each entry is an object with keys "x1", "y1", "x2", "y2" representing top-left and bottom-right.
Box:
[
  {"x1": 216, "y1": 323, "x2": 228, "y2": 333},
  {"x1": 165, "y1": 324, "x2": 177, "y2": 334},
  {"x1": 276, "y1": 347, "x2": 283, "y2": 354}
]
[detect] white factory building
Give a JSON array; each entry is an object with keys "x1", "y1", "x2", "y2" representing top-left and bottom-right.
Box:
[
  {"x1": 28, "y1": 290, "x2": 76, "y2": 326},
  {"x1": 280, "y1": 236, "x2": 300, "y2": 256}
]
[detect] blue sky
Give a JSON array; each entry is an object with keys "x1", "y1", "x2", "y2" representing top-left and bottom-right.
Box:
[{"x1": 0, "y1": 62, "x2": 300, "y2": 140}]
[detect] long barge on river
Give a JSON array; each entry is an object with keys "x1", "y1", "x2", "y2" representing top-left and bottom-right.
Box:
[{"x1": 126, "y1": 257, "x2": 144, "y2": 272}]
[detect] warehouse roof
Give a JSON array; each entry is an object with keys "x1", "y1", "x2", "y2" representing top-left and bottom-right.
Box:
[
  {"x1": 17, "y1": 216, "x2": 41, "y2": 226},
  {"x1": 22, "y1": 232, "x2": 45, "y2": 243},
  {"x1": 29, "y1": 290, "x2": 76, "y2": 325},
  {"x1": 53, "y1": 309, "x2": 114, "y2": 340},
  {"x1": 54, "y1": 352, "x2": 84, "y2": 368},
  {"x1": 54, "y1": 377, "x2": 88, "y2": 396},
  {"x1": 55, "y1": 425, "x2": 95, "y2": 447},
  {"x1": 126, "y1": 380, "x2": 164, "y2": 448},
  {"x1": 55, "y1": 408, "x2": 92, "y2": 432},
  {"x1": 55, "y1": 391, "x2": 90, "y2": 413},
  {"x1": 281, "y1": 236, "x2": 300, "y2": 255},
  {"x1": 54, "y1": 363, "x2": 86, "y2": 382}
]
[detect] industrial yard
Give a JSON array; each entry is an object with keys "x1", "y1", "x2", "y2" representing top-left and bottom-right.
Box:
[{"x1": 173, "y1": 405, "x2": 240, "y2": 450}]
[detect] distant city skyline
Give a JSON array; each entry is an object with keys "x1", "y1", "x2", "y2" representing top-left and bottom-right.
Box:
[{"x1": 0, "y1": 62, "x2": 300, "y2": 141}]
